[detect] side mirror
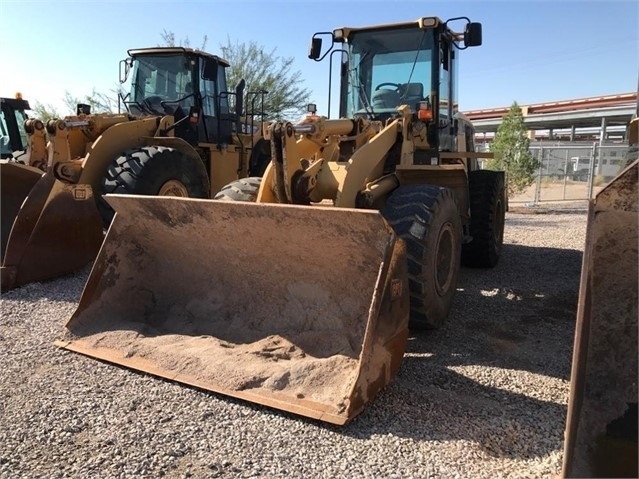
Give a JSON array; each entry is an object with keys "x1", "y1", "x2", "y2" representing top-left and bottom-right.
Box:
[
  {"x1": 309, "y1": 37, "x2": 322, "y2": 60},
  {"x1": 235, "y1": 79, "x2": 246, "y2": 117},
  {"x1": 464, "y1": 22, "x2": 482, "y2": 47},
  {"x1": 119, "y1": 58, "x2": 132, "y2": 84}
]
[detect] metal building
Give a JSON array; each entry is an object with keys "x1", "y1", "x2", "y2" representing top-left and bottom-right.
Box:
[{"x1": 464, "y1": 92, "x2": 636, "y2": 146}]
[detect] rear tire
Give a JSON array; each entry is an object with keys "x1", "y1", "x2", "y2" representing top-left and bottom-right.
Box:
[
  {"x1": 248, "y1": 139, "x2": 271, "y2": 177},
  {"x1": 382, "y1": 185, "x2": 462, "y2": 329},
  {"x1": 100, "y1": 146, "x2": 209, "y2": 226},
  {"x1": 214, "y1": 177, "x2": 262, "y2": 202},
  {"x1": 461, "y1": 170, "x2": 506, "y2": 268}
]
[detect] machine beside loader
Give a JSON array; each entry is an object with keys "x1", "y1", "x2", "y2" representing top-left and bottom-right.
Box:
[
  {"x1": 560, "y1": 106, "x2": 638, "y2": 477},
  {"x1": 58, "y1": 17, "x2": 505, "y2": 424},
  {"x1": 1, "y1": 95, "x2": 31, "y2": 161},
  {"x1": 1, "y1": 47, "x2": 270, "y2": 291},
  {"x1": 561, "y1": 159, "x2": 638, "y2": 478}
]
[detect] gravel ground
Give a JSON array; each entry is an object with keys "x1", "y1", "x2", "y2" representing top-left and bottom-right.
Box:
[{"x1": 0, "y1": 209, "x2": 587, "y2": 479}]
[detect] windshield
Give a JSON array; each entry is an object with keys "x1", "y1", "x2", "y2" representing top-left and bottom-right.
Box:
[
  {"x1": 129, "y1": 54, "x2": 195, "y2": 114},
  {"x1": 0, "y1": 109, "x2": 11, "y2": 157},
  {"x1": 14, "y1": 108, "x2": 28, "y2": 147},
  {"x1": 0, "y1": 105, "x2": 28, "y2": 157},
  {"x1": 343, "y1": 27, "x2": 434, "y2": 118}
]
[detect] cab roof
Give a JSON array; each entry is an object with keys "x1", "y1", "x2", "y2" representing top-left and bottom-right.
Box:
[
  {"x1": 333, "y1": 17, "x2": 468, "y2": 43},
  {"x1": 127, "y1": 47, "x2": 230, "y2": 67}
]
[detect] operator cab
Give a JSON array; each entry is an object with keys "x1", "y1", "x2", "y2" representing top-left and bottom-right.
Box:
[
  {"x1": 340, "y1": 25, "x2": 435, "y2": 122},
  {"x1": 0, "y1": 96, "x2": 30, "y2": 159},
  {"x1": 119, "y1": 47, "x2": 235, "y2": 146},
  {"x1": 309, "y1": 17, "x2": 482, "y2": 152}
]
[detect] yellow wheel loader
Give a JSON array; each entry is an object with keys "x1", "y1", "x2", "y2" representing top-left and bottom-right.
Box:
[
  {"x1": 58, "y1": 17, "x2": 505, "y2": 424},
  {"x1": 1, "y1": 47, "x2": 269, "y2": 291}
]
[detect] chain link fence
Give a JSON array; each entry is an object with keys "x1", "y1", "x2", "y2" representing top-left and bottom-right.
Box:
[{"x1": 509, "y1": 141, "x2": 629, "y2": 205}]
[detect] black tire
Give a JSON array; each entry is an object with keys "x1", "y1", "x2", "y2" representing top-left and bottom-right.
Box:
[
  {"x1": 100, "y1": 146, "x2": 209, "y2": 225},
  {"x1": 214, "y1": 177, "x2": 262, "y2": 202},
  {"x1": 382, "y1": 185, "x2": 462, "y2": 329},
  {"x1": 248, "y1": 139, "x2": 271, "y2": 177},
  {"x1": 461, "y1": 170, "x2": 506, "y2": 268}
]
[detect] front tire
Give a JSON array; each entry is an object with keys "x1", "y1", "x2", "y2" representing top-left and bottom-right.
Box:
[
  {"x1": 100, "y1": 146, "x2": 209, "y2": 225},
  {"x1": 214, "y1": 177, "x2": 262, "y2": 202},
  {"x1": 382, "y1": 185, "x2": 462, "y2": 329}
]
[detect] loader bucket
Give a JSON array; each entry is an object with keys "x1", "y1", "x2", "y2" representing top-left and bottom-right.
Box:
[
  {"x1": 57, "y1": 195, "x2": 410, "y2": 425},
  {"x1": 1, "y1": 162, "x2": 43, "y2": 259},
  {"x1": 561, "y1": 160, "x2": 638, "y2": 478},
  {"x1": 1, "y1": 162, "x2": 104, "y2": 291}
]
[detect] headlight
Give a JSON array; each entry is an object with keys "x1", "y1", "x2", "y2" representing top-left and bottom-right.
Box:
[{"x1": 419, "y1": 17, "x2": 439, "y2": 28}]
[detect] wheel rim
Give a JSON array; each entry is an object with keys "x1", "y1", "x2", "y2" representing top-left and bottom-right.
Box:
[
  {"x1": 435, "y1": 223, "x2": 456, "y2": 297},
  {"x1": 158, "y1": 180, "x2": 189, "y2": 197}
]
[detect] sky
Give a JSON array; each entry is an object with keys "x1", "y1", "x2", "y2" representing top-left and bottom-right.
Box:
[{"x1": 1, "y1": 0, "x2": 637, "y2": 117}]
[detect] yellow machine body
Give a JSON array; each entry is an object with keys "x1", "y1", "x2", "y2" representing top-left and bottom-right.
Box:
[{"x1": 57, "y1": 18, "x2": 502, "y2": 423}]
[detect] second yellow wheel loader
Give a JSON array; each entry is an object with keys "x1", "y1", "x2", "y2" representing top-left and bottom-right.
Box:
[
  {"x1": 58, "y1": 16, "x2": 505, "y2": 424},
  {"x1": 1, "y1": 47, "x2": 269, "y2": 291}
]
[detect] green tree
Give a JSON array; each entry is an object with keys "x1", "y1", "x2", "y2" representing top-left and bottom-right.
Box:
[
  {"x1": 63, "y1": 88, "x2": 122, "y2": 114},
  {"x1": 159, "y1": 29, "x2": 208, "y2": 50},
  {"x1": 486, "y1": 102, "x2": 540, "y2": 196},
  {"x1": 160, "y1": 31, "x2": 310, "y2": 119},
  {"x1": 32, "y1": 32, "x2": 311, "y2": 122},
  {"x1": 220, "y1": 38, "x2": 311, "y2": 120},
  {"x1": 31, "y1": 101, "x2": 61, "y2": 122},
  {"x1": 33, "y1": 87, "x2": 122, "y2": 121}
]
